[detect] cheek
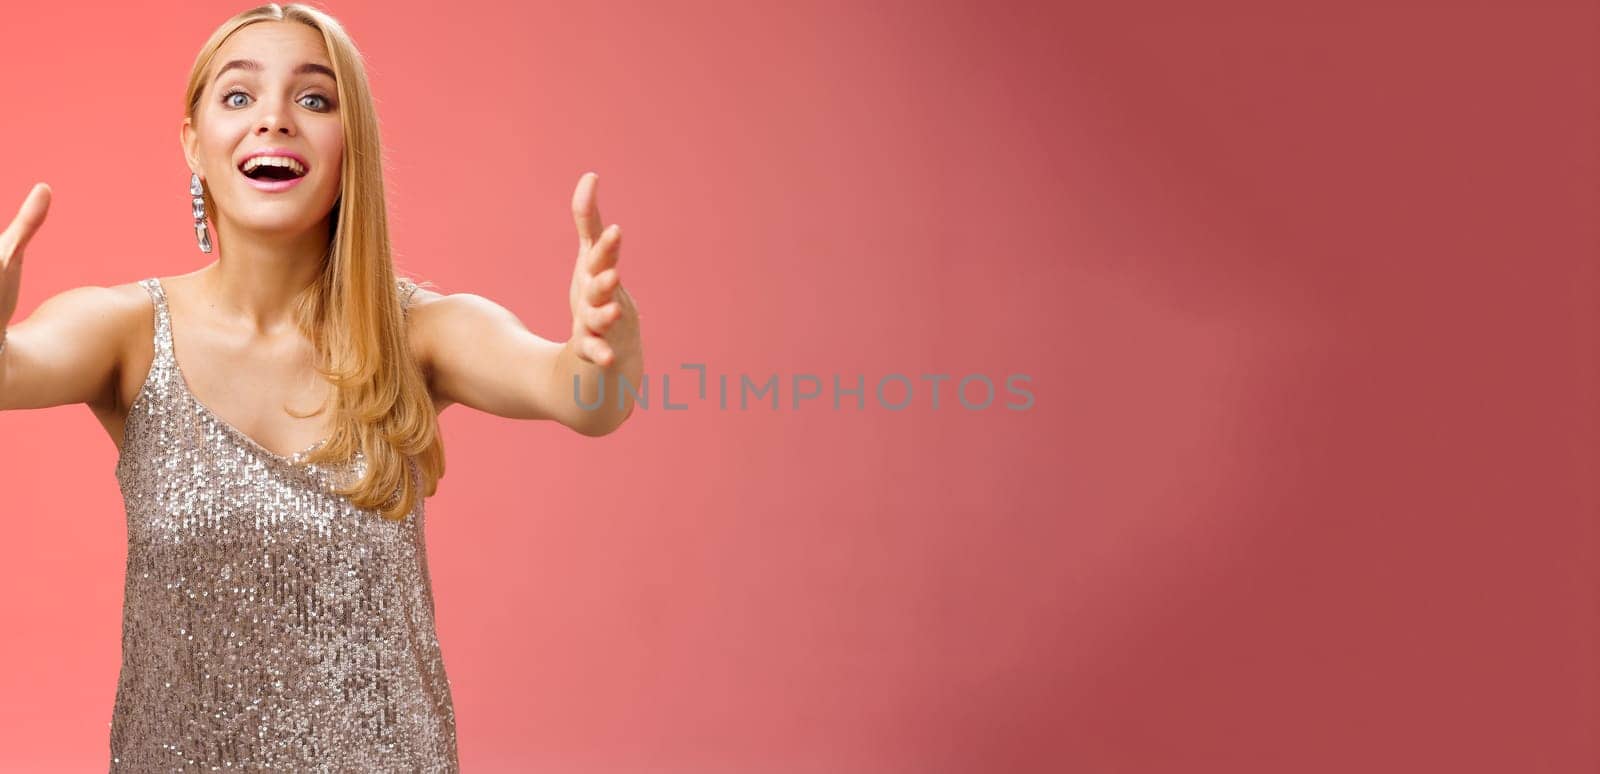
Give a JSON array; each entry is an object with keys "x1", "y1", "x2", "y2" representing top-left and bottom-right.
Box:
[
  {"x1": 197, "y1": 116, "x2": 246, "y2": 170},
  {"x1": 323, "y1": 150, "x2": 344, "y2": 186},
  {"x1": 314, "y1": 129, "x2": 344, "y2": 185}
]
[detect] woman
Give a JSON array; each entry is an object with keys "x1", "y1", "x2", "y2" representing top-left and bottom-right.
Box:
[{"x1": 0, "y1": 3, "x2": 642, "y2": 770}]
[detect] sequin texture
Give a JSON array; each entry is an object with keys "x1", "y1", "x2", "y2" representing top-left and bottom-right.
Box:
[{"x1": 109, "y1": 277, "x2": 458, "y2": 771}]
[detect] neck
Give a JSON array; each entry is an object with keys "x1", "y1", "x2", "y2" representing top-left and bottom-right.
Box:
[{"x1": 200, "y1": 214, "x2": 332, "y2": 334}]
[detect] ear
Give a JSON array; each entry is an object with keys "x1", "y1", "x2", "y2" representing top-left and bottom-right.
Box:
[{"x1": 180, "y1": 116, "x2": 201, "y2": 176}]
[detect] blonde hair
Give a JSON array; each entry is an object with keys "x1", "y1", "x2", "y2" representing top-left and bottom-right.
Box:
[{"x1": 184, "y1": 3, "x2": 444, "y2": 520}]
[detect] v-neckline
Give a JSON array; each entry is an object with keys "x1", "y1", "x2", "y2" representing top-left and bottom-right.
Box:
[{"x1": 152, "y1": 277, "x2": 331, "y2": 466}]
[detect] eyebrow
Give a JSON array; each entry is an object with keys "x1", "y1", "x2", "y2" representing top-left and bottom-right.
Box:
[{"x1": 213, "y1": 58, "x2": 337, "y2": 83}]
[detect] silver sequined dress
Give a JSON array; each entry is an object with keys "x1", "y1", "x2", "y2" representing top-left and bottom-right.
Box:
[{"x1": 109, "y1": 276, "x2": 458, "y2": 771}]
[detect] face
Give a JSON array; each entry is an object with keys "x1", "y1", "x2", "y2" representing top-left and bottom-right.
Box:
[{"x1": 182, "y1": 21, "x2": 343, "y2": 239}]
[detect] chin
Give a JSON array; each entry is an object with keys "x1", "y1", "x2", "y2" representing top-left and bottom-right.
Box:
[{"x1": 225, "y1": 207, "x2": 334, "y2": 236}]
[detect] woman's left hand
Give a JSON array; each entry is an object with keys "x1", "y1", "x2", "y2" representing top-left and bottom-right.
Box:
[{"x1": 568, "y1": 172, "x2": 640, "y2": 368}]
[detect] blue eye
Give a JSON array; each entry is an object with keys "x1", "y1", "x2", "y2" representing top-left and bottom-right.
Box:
[{"x1": 219, "y1": 89, "x2": 333, "y2": 111}]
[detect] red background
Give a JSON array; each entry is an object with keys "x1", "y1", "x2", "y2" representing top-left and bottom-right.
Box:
[{"x1": 0, "y1": 1, "x2": 1593, "y2": 771}]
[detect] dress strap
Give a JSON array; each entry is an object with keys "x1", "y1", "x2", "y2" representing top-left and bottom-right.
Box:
[
  {"x1": 397, "y1": 276, "x2": 421, "y2": 314},
  {"x1": 137, "y1": 278, "x2": 174, "y2": 371}
]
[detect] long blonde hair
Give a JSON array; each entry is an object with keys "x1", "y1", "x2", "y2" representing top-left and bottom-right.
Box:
[{"x1": 184, "y1": 3, "x2": 444, "y2": 520}]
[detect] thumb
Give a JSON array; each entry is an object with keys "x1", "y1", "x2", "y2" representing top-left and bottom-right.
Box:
[
  {"x1": 570, "y1": 172, "x2": 603, "y2": 253},
  {"x1": 4, "y1": 183, "x2": 53, "y2": 255}
]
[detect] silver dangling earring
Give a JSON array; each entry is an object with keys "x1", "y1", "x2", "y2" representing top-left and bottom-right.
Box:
[{"x1": 190, "y1": 173, "x2": 212, "y2": 253}]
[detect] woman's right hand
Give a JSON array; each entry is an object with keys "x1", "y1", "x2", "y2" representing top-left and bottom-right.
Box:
[
  {"x1": 1, "y1": 183, "x2": 52, "y2": 332},
  {"x1": 0, "y1": 182, "x2": 139, "y2": 414}
]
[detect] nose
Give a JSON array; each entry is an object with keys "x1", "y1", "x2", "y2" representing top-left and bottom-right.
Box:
[
  {"x1": 253, "y1": 100, "x2": 296, "y2": 137},
  {"x1": 255, "y1": 120, "x2": 294, "y2": 137}
]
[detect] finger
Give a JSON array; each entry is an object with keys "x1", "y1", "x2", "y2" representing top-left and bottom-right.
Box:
[
  {"x1": 583, "y1": 301, "x2": 621, "y2": 333},
  {"x1": 584, "y1": 268, "x2": 620, "y2": 307},
  {"x1": 585, "y1": 335, "x2": 614, "y2": 367},
  {"x1": 571, "y1": 172, "x2": 603, "y2": 253},
  {"x1": 3, "y1": 183, "x2": 53, "y2": 255},
  {"x1": 584, "y1": 224, "x2": 621, "y2": 277},
  {"x1": 576, "y1": 333, "x2": 612, "y2": 366}
]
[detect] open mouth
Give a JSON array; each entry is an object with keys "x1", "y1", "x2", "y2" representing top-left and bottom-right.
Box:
[{"x1": 238, "y1": 156, "x2": 309, "y2": 182}]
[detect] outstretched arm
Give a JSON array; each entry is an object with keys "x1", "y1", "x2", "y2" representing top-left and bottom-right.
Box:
[
  {"x1": 414, "y1": 172, "x2": 643, "y2": 436},
  {"x1": 0, "y1": 184, "x2": 129, "y2": 413}
]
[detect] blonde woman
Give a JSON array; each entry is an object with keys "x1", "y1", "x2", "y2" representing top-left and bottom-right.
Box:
[{"x1": 0, "y1": 3, "x2": 642, "y2": 770}]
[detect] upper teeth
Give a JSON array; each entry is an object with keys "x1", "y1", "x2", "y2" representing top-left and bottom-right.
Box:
[{"x1": 242, "y1": 156, "x2": 306, "y2": 175}]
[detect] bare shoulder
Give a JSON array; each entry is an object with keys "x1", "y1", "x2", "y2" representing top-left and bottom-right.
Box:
[
  {"x1": 2, "y1": 279, "x2": 154, "y2": 413},
  {"x1": 399, "y1": 284, "x2": 475, "y2": 413},
  {"x1": 404, "y1": 286, "x2": 526, "y2": 333},
  {"x1": 101, "y1": 280, "x2": 158, "y2": 342},
  {"x1": 105, "y1": 279, "x2": 155, "y2": 313},
  {"x1": 399, "y1": 285, "x2": 561, "y2": 418},
  {"x1": 401, "y1": 286, "x2": 529, "y2": 360},
  {"x1": 401, "y1": 284, "x2": 449, "y2": 347},
  {"x1": 406, "y1": 284, "x2": 449, "y2": 310},
  {"x1": 26, "y1": 280, "x2": 152, "y2": 334},
  {"x1": 36, "y1": 278, "x2": 148, "y2": 309},
  {"x1": 101, "y1": 280, "x2": 158, "y2": 410}
]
